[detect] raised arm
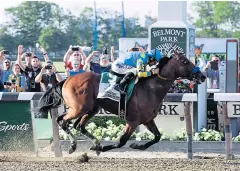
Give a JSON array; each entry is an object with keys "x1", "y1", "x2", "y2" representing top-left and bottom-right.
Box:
[
  {"x1": 52, "y1": 65, "x2": 62, "y2": 82},
  {"x1": 79, "y1": 47, "x2": 87, "y2": 65},
  {"x1": 35, "y1": 67, "x2": 45, "y2": 83},
  {"x1": 110, "y1": 46, "x2": 115, "y2": 62},
  {"x1": 63, "y1": 45, "x2": 73, "y2": 64},
  {"x1": 15, "y1": 45, "x2": 26, "y2": 71},
  {"x1": 85, "y1": 51, "x2": 99, "y2": 64},
  {"x1": 39, "y1": 46, "x2": 49, "y2": 62}
]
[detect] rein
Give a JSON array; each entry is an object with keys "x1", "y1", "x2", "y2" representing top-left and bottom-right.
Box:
[
  {"x1": 157, "y1": 73, "x2": 172, "y2": 81},
  {"x1": 157, "y1": 73, "x2": 189, "y2": 81}
]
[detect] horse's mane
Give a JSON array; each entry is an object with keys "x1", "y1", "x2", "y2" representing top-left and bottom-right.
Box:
[{"x1": 158, "y1": 57, "x2": 172, "y2": 71}]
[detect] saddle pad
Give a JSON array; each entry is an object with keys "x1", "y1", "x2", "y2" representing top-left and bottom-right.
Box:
[{"x1": 97, "y1": 72, "x2": 135, "y2": 102}]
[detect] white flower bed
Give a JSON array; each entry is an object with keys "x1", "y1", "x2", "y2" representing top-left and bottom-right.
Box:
[{"x1": 59, "y1": 120, "x2": 240, "y2": 142}]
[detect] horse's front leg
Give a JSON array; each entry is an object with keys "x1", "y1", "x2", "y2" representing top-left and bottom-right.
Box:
[
  {"x1": 129, "y1": 119, "x2": 161, "y2": 150},
  {"x1": 90, "y1": 123, "x2": 137, "y2": 152}
]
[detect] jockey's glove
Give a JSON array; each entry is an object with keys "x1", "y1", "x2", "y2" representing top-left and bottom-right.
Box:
[{"x1": 150, "y1": 68, "x2": 159, "y2": 75}]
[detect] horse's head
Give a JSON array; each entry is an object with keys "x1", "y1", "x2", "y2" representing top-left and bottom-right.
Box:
[{"x1": 157, "y1": 52, "x2": 206, "y2": 84}]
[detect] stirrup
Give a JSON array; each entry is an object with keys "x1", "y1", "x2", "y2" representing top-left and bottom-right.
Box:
[
  {"x1": 120, "y1": 90, "x2": 126, "y2": 95},
  {"x1": 120, "y1": 85, "x2": 127, "y2": 95}
]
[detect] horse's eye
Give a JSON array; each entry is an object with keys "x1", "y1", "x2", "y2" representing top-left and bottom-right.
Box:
[{"x1": 184, "y1": 60, "x2": 189, "y2": 64}]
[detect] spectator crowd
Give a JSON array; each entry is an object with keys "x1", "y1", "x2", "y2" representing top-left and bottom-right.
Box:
[
  {"x1": 1, "y1": 44, "x2": 223, "y2": 93},
  {"x1": 0, "y1": 44, "x2": 116, "y2": 92}
]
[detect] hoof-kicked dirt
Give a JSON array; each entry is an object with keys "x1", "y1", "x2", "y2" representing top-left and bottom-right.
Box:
[{"x1": 0, "y1": 149, "x2": 240, "y2": 171}]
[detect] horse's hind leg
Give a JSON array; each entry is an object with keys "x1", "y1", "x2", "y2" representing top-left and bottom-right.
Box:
[
  {"x1": 56, "y1": 113, "x2": 77, "y2": 154},
  {"x1": 73, "y1": 103, "x2": 102, "y2": 155},
  {"x1": 129, "y1": 119, "x2": 161, "y2": 150},
  {"x1": 57, "y1": 106, "x2": 88, "y2": 154}
]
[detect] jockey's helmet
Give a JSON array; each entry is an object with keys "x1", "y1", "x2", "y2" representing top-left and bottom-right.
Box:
[{"x1": 148, "y1": 49, "x2": 162, "y2": 61}]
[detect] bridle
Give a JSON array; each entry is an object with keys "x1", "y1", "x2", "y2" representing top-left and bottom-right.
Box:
[{"x1": 156, "y1": 53, "x2": 200, "y2": 82}]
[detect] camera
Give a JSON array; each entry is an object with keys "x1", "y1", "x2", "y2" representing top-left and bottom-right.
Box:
[
  {"x1": 72, "y1": 46, "x2": 79, "y2": 51},
  {"x1": 4, "y1": 82, "x2": 11, "y2": 86},
  {"x1": 210, "y1": 61, "x2": 218, "y2": 70},
  {"x1": 26, "y1": 52, "x2": 32, "y2": 57},
  {"x1": 45, "y1": 65, "x2": 52, "y2": 69},
  {"x1": 131, "y1": 48, "x2": 139, "y2": 51},
  {"x1": 3, "y1": 50, "x2": 9, "y2": 55}
]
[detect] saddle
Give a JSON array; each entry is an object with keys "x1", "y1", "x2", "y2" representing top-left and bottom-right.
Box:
[{"x1": 97, "y1": 72, "x2": 137, "y2": 119}]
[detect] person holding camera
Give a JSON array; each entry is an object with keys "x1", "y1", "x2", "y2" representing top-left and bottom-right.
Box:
[
  {"x1": 16, "y1": 45, "x2": 42, "y2": 92},
  {"x1": 1, "y1": 58, "x2": 13, "y2": 84},
  {"x1": 84, "y1": 46, "x2": 115, "y2": 74},
  {"x1": 63, "y1": 45, "x2": 87, "y2": 70},
  {"x1": 35, "y1": 60, "x2": 62, "y2": 91},
  {"x1": 203, "y1": 55, "x2": 221, "y2": 89},
  {"x1": 4, "y1": 64, "x2": 25, "y2": 92}
]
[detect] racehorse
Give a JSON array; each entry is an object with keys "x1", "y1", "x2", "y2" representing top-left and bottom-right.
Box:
[{"x1": 36, "y1": 52, "x2": 206, "y2": 154}]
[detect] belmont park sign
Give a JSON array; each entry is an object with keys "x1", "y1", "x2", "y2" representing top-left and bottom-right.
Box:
[{"x1": 151, "y1": 28, "x2": 187, "y2": 56}]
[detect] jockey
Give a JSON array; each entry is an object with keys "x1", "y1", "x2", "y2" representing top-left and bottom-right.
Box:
[{"x1": 111, "y1": 48, "x2": 162, "y2": 92}]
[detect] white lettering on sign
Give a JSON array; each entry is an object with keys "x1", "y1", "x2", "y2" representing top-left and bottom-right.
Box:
[
  {"x1": 227, "y1": 102, "x2": 240, "y2": 117},
  {"x1": 152, "y1": 29, "x2": 186, "y2": 38},
  {"x1": 158, "y1": 102, "x2": 184, "y2": 116},
  {"x1": 57, "y1": 103, "x2": 186, "y2": 117},
  {"x1": 0, "y1": 121, "x2": 30, "y2": 132}
]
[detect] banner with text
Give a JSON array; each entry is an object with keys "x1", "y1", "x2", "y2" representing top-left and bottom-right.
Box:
[
  {"x1": 151, "y1": 28, "x2": 187, "y2": 56},
  {"x1": 0, "y1": 101, "x2": 35, "y2": 151}
]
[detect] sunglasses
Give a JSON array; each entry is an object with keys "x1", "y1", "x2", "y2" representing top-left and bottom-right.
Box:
[
  {"x1": 213, "y1": 60, "x2": 219, "y2": 62},
  {"x1": 73, "y1": 64, "x2": 80, "y2": 66},
  {"x1": 4, "y1": 62, "x2": 10, "y2": 64}
]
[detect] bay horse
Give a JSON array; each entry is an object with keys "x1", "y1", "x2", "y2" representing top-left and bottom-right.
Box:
[{"x1": 36, "y1": 52, "x2": 206, "y2": 154}]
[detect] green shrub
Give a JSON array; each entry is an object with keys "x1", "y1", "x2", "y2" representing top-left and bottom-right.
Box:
[{"x1": 89, "y1": 116, "x2": 126, "y2": 128}]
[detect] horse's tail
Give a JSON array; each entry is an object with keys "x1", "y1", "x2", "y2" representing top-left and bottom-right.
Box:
[{"x1": 35, "y1": 79, "x2": 66, "y2": 118}]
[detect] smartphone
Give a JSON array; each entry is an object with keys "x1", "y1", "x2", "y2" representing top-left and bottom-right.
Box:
[
  {"x1": 26, "y1": 52, "x2": 32, "y2": 57},
  {"x1": 4, "y1": 82, "x2": 11, "y2": 86},
  {"x1": 210, "y1": 61, "x2": 218, "y2": 70},
  {"x1": 132, "y1": 48, "x2": 139, "y2": 51},
  {"x1": 3, "y1": 50, "x2": 9, "y2": 55},
  {"x1": 45, "y1": 65, "x2": 52, "y2": 69},
  {"x1": 72, "y1": 47, "x2": 79, "y2": 51}
]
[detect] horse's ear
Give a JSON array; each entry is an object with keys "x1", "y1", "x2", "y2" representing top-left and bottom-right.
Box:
[
  {"x1": 143, "y1": 44, "x2": 148, "y2": 51},
  {"x1": 135, "y1": 42, "x2": 140, "y2": 48}
]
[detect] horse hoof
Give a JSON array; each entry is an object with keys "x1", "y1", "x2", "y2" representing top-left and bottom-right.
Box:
[
  {"x1": 69, "y1": 143, "x2": 77, "y2": 154},
  {"x1": 96, "y1": 150, "x2": 101, "y2": 156},
  {"x1": 129, "y1": 143, "x2": 138, "y2": 149},
  {"x1": 129, "y1": 143, "x2": 146, "y2": 150},
  {"x1": 90, "y1": 145, "x2": 102, "y2": 153}
]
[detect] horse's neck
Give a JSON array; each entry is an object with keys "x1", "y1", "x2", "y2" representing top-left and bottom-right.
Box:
[
  {"x1": 155, "y1": 78, "x2": 175, "y2": 102},
  {"x1": 154, "y1": 60, "x2": 177, "y2": 102}
]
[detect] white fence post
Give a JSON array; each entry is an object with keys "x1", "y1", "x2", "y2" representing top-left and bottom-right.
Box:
[
  {"x1": 222, "y1": 102, "x2": 233, "y2": 159},
  {"x1": 51, "y1": 108, "x2": 63, "y2": 157},
  {"x1": 184, "y1": 101, "x2": 193, "y2": 159},
  {"x1": 213, "y1": 93, "x2": 240, "y2": 160}
]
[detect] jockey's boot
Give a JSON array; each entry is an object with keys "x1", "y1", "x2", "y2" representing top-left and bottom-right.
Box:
[{"x1": 119, "y1": 72, "x2": 135, "y2": 93}]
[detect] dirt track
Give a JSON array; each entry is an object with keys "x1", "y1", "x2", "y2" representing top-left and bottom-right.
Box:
[{"x1": 0, "y1": 147, "x2": 240, "y2": 171}]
